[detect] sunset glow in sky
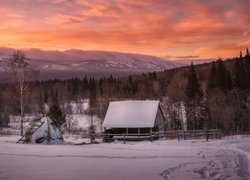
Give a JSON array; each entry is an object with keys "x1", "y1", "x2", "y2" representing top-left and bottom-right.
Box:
[{"x1": 0, "y1": 0, "x2": 250, "y2": 59}]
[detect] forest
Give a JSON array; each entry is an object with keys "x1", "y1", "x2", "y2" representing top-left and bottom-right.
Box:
[{"x1": 0, "y1": 49, "x2": 249, "y2": 134}]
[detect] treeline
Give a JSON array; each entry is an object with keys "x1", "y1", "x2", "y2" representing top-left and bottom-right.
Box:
[
  {"x1": 183, "y1": 48, "x2": 250, "y2": 133},
  {"x1": 0, "y1": 69, "x2": 168, "y2": 125},
  {"x1": 0, "y1": 49, "x2": 250, "y2": 134},
  {"x1": 207, "y1": 49, "x2": 250, "y2": 133}
]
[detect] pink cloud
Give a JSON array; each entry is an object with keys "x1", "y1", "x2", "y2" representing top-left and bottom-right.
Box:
[
  {"x1": 0, "y1": 0, "x2": 249, "y2": 58},
  {"x1": 47, "y1": 14, "x2": 84, "y2": 25}
]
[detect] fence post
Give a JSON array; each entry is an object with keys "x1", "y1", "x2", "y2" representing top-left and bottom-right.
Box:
[
  {"x1": 123, "y1": 134, "x2": 126, "y2": 144},
  {"x1": 206, "y1": 130, "x2": 209, "y2": 141},
  {"x1": 177, "y1": 130, "x2": 180, "y2": 141},
  {"x1": 150, "y1": 129, "x2": 153, "y2": 142}
]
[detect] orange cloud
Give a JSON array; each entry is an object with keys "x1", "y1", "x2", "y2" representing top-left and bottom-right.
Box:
[
  {"x1": 47, "y1": 14, "x2": 84, "y2": 25},
  {"x1": 196, "y1": 39, "x2": 250, "y2": 58},
  {"x1": 0, "y1": 7, "x2": 26, "y2": 29},
  {"x1": 0, "y1": 0, "x2": 249, "y2": 59}
]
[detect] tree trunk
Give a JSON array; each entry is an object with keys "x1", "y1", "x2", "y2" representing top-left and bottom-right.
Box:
[{"x1": 20, "y1": 76, "x2": 24, "y2": 136}]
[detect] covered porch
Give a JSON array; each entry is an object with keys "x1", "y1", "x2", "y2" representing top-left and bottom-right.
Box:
[{"x1": 103, "y1": 127, "x2": 159, "y2": 142}]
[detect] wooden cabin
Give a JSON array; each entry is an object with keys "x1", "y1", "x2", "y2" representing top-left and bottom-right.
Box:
[{"x1": 103, "y1": 100, "x2": 165, "y2": 141}]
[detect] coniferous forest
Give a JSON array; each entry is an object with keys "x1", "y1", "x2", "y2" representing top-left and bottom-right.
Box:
[{"x1": 0, "y1": 49, "x2": 249, "y2": 134}]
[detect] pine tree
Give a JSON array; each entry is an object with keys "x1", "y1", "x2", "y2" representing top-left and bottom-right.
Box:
[
  {"x1": 43, "y1": 85, "x2": 48, "y2": 103},
  {"x1": 0, "y1": 89, "x2": 9, "y2": 128},
  {"x1": 48, "y1": 103, "x2": 65, "y2": 128},
  {"x1": 71, "y1": 78, "x2": 79, "y2": 99},
  {"x1": 215, "y1": 59, "x2": 232, "y2": 92},
  {"x1": 245, "y1": 48, "x2": 250, "y2": 88},
  {"x1": 225, "y1": 71, "x2": 233, "y2": 91},
  {"x1": 245, "y1": 47, "x2": 250, "y2": 64},
  {"x1": 98, "y1": 78, "x2": 104, "y2": 96},
  {"x1": 89, "y1": 79, "x2": 97, "y2": 109},
  {"x1": 207, "y1": 61, "x2": 217, "y2": 92},
  {"x1": 234, "y1": 58, "x2": 241, "y2": 88},
  {"x1": 239, "y1": 51, "x2": 243, "y2": 63},
  {"x1": 185, "y1": 62, "x2": 203, "y2": 100},
  {"x1": 51, "y1": 89, "x2": 59, "y2": 104},
  {"x1": 199, "y1": 99, "x2": 209, "y2": 129},
  {"x1": 185, "y1": 63, "x2": 204, "y2": 130},
  {"x1": 0, "y1": 91, "x2": 2, "y2": 128},
  {"x1": 38, "y1": 91, "x2": 45, "y2": 115},
  {"x1": 234, "y1": 52, "x2": 248, "y2": 89}
]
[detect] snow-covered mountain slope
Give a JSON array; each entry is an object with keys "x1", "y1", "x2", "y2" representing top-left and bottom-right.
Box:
[{"x1": 0, "y1": 48, "x2": 180, "y2": 81}]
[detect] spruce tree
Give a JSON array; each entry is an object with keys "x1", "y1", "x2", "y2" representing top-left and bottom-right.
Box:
[
  {"x1": 245, "y1": 47, "x2": 250, "y2": 64},
  {"x1": 43, "y1": 85, "x2": 48, "y2": 103},
  {"x1": 88, "y1": 79, "x2": 97, "y2": 143},
  {"x1": 185, "y1": 63, "x2": 203, "y2": 130},
  {"x1": 89, "y1": 79, "x2": 97, "y2": 109},
  {"x1": 234, "y1": 52, "x2": 248, "y2": 89},
  {"x1": 71, "y1": 78, "x2": 79, "y2": 99},
  {"x1": 207, "y1": 61, "x2": 217, "y2": 92},
  {"x1": 246, "y1": 48, "x2": 250, "y2": 88},
  {"x1": 239, "y1": 51, "x2": 243, "y2": 63},
  {"x1": 48, "y1": 103, "x2": 65, "y2": 128},
  {"x1": 38, "y1": 91, "x2": 45, "y2": 115},
  {"x1": 225, "y1": 71, "x2": 233, "y2": 91},
  {"x1": 234, "y1": 58, "x2": 241, "y2": 88},
  {"x1": 0, "y1": 91, "x2": 2, "y2": 128},
  {"x1": 185, "y1": 62, "x2": 203, "y2": 100},
  {"x1": 215, "y1": 59, "x2": 232, "y2": 92}
]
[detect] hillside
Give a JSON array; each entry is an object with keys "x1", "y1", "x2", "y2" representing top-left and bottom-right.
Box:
[{"x1": 0, "y1": 48, "x2": 181, "y2": 81}]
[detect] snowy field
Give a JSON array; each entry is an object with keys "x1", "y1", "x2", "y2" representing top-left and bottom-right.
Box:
[
  {"x1": 5, "y1": 99, "x2": 102, "y2": 136},
  {"x1": 0, "y1": 136, "x2": 250, "y2": 180}
]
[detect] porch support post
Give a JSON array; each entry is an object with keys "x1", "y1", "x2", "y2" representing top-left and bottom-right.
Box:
[
  {"x1": 150, "y1": 128, "x2": 153, "y2": 142},
  {"x1": 103, "y1": 128, "x2": 106, "y2": 142}
]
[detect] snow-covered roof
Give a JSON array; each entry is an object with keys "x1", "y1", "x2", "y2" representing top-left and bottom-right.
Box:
[{"x1": 103, "y1": 100, "x2": 160, "y2": 128}]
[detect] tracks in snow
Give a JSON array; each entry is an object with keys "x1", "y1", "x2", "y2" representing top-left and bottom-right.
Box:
[{"x1": 160, "y1": 143, "x2": 250, "y2": 180}]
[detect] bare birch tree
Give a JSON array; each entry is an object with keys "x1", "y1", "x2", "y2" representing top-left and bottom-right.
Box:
[
  {"x1": 10, "y1": 50, "x2": 35, "y2": 136},
  {"x1": 88, "y1": 79, "x2": 97, "y2": 143}
]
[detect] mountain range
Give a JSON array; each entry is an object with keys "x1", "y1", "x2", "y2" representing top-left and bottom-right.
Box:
[{"x1": 0, "y1": 47, "x2": 182, "y2": 81}]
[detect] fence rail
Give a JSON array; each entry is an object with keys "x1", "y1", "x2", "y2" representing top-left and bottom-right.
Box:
[{"x1": 102, "y1": 129, "x2": 222, "y2": 143}]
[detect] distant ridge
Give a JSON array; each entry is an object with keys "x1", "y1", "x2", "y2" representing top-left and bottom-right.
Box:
[{"x1": 0, "y1": 47, "x2": 181, "y2": 81}]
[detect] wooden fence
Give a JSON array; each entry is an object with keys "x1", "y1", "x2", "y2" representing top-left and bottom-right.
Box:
[{"x1": 102, "y1": 129, "x2": 222, "y2": 143}]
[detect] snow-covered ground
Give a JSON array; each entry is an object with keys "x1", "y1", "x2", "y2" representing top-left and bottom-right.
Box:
[{"x1": 0, "y1": 136, "x2": 249, "y2": 180}]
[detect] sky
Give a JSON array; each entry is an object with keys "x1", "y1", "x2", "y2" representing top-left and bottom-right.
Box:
[{"x1": 0, "y1": 0, "x2": 249, "y2": 59}]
